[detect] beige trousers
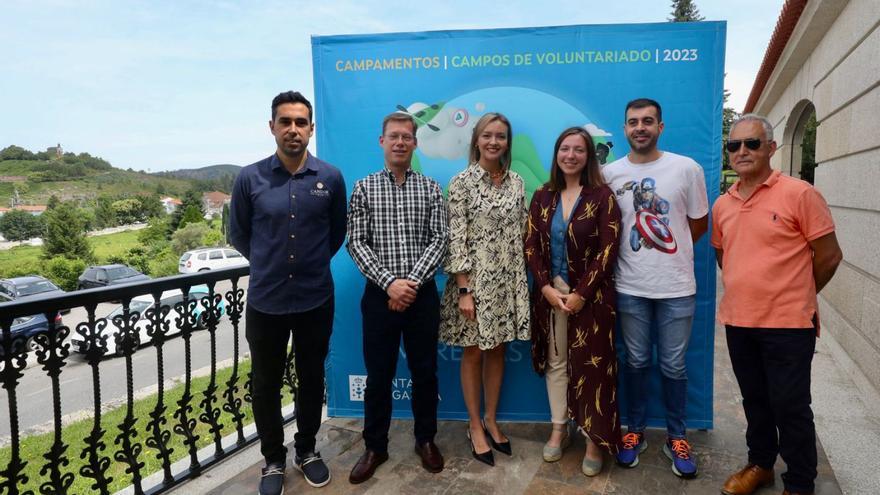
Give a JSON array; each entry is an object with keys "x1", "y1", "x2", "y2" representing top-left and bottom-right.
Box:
[{"x1": 546, "y1": 276, "x2": 570, "y2": 425}]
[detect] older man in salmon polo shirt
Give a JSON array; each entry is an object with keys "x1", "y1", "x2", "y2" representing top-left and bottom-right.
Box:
[{"x1": 712, "y1": 114, "x2": 842, "y2": 495}]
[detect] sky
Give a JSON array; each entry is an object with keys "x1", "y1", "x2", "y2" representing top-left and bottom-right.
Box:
[{"x1": 0, "y1": 0, "x2": 785, "y2": 172}]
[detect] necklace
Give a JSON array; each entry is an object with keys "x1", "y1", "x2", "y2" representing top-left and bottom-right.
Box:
[{"x1": 488, "y1": 169, "x2": 505, "y2": 179}]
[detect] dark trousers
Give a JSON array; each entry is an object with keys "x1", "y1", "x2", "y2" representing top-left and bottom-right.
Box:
[
  {"x1": 726, "y1": 325, "x2": 817, "y2": 494},
  {"x1": 245, "y1": 298, "x2": 333, "y2": 464},
  {"x1": 361, "y1": 281, "x2": 439, "y2": 453}
]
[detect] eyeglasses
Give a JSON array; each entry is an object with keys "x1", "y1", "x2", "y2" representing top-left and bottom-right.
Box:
[
  {"x1": 725, "y1": 138, "x2": 762, "y2": 153},
  {"x1": 385, "y1": 133, "x2": 415, "y2": 143}
]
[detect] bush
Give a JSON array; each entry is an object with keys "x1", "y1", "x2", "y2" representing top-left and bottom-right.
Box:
[
  {"x1": 0, "y1": 259, "x2": 44, "y2": 279},
  {"x1": 44, "y1": 257, "x2": 87, "y2": 292},
  {"x1": 171, "y1": 223, "x2": 210, "y2": 255},
  {"x1": 138, "y1": 217, "x2": 170, "y2": 244},
  {"x1": 202, "y1": 228, "x2": 223, "y2": 247},
  {"x1": 148, "y1": 247, "x2": 180, "y2": 278},
  {"x1": 0, "y1": 209, "x2": 44, "y2": 242},
  {"x1": 106, "y1": 246, "x2": 150, "y2": 275}
]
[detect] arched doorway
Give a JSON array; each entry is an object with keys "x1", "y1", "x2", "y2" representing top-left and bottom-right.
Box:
[{"x1": 787, "y1": 101, "x2": 817, "y2": 184}]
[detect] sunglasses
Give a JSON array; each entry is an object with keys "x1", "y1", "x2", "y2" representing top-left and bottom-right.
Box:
[{"x1": 726, "y1": 138, "x2": 762, "y2": 153}]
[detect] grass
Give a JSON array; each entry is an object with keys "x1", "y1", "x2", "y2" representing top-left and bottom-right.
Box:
[
  {"x1": 0, "y1": 244, "x2": 42, "y2": 276},
  {"x1": 0, "y1": 356, "x2": 295, "y2": 493},
  {"x1": 0, "y1": 228, "x2": 143, "y2": 278},
  {"x1": 90, "y1": 229, "x2": 141, "y2": 260}
]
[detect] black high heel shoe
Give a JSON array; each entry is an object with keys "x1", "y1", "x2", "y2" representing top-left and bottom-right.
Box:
[
  {"x1": 483, "y1": 420, "x2": 512, "y2": 456},
  {"x1": 467, "y1": 428, "x2": 495, "y2": 466}
]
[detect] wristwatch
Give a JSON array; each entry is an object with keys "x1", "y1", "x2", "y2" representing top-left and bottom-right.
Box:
[{"x1": 458, "y1": 287, "x2": 473, "y2": 295}]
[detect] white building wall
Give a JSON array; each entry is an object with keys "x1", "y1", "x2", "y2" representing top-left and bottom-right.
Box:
[{"x1": 754, "y1": 0, "x2": 880, "y2": 391}]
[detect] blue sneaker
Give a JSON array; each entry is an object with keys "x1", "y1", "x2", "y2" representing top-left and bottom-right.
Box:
[
  {"x1": 615, "y1": 432, "x2": 647, "y2": 467},
  {"x1": 663, "y1": 438, "x2": 697, "y2": 479}
]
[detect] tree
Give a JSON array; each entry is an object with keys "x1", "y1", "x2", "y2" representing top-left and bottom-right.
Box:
[
  {"x1": 721, "y1": 88, "x2": 740, "y2": 170},
  {"x1": 139, "y1": 195, "x2": 165, "y2": 220},
  {"x1": 94, "y1": 196, "x2": 117, "y2": 229},
  {"x1": 46, "y1": 195, "x2": 60, "y2": 210},
  {"x1": 0, "y1": 145, "x2": 36, "y2": 161},
  {"x1": 78, "y1": 208, "x2": 96, "y2": 233},
  {"x1": 178, "y1": 205, "x2": 204, "y2": 229},
  {"x1": 172, "y1": 223, "x2": 211, "y2": 254},
  {"x1": 221, "y1": 202, "x2": 230, "y2": 243},
  {"x1": 0, "y1": 209, "x2": 44, "y2": 241},
  {"x1": 112, "y1": 198, "x2": 142, "y2": 225},
  {"x1": 668, "y1": 0, "x2": 704, "y2": 22},
  {"x1": 42, "y1": 202, "x2": 93, "y2": 261},
  {"x1": 170, "y1": 189, "x2": 205, "y2": 231}
]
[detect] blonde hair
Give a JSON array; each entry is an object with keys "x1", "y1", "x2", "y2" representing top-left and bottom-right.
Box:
[{"x1": 468, "y1": 113, "x2": 512, "y2": 170}]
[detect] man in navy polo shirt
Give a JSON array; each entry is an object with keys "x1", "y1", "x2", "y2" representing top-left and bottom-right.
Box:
[{"x1": 230, "y1": 91, "x2": 346, "y2": 495}]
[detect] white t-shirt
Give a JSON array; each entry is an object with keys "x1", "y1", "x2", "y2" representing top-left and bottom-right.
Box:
[{"x1": 602, "y1": 151, "x2": 709, "y2": 298}]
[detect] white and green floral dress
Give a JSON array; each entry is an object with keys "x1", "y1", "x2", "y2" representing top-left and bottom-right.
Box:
[{"x1": 439, "y1": 164, "x2": 531, "y2": 350}]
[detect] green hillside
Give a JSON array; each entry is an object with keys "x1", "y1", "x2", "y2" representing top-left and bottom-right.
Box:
[
  {"x1": 0, "y1": 142, "x2": 234, "y2": 205},
  {"x1": 155, "y1": 164, "x2": 242, "y2": 180},
  {"x1": 0, "y1": 160, "x2": 196, "y2": 204}
]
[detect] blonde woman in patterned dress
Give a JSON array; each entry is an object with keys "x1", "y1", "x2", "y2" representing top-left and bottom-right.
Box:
[
  {"x1": 525, "y1": 127, "x2": 622, "y2": 477},
  {"x1": 439, "y1": 113, "x2": 530, "y2": 467}
]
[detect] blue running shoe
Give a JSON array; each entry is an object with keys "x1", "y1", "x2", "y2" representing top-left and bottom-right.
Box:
[
  {"x1": 615, "y1": 432, "x2": 647, "y2": 467},
  {"x1": 663, "y1": 438, "x2": 697, "y2": 479}
]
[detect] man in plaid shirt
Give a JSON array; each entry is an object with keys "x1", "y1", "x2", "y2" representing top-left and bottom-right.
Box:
[{"x1": 346, "y1": 112, "x2": 448, "y2": 484}]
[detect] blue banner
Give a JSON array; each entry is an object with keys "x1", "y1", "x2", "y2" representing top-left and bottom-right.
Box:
[{"x1": 313, "y1": 21, "x2": 725, "y2": 428}]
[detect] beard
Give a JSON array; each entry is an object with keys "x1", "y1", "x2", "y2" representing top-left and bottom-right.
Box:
[{"x1": 627, "y1": 133, "x2": 658, "y2": 153}]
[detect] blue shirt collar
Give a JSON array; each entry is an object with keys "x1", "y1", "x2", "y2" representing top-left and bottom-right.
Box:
[{"x1": 270, "y1": 152, "x2": 318, "y2": 176}]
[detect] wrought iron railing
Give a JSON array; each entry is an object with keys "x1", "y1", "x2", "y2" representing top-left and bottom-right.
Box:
[{"x1": 0, "y1": 267, "x2": 297, "y2": 495}]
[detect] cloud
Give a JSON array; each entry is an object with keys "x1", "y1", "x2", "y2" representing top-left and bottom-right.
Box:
[{"x1": 583, "y1": 123, "x2": 612, "y2": 137}]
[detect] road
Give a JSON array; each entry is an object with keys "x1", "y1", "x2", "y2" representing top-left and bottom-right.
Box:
[{"x1": 0, "y1": 278, "x2": 253, "y2": 439}]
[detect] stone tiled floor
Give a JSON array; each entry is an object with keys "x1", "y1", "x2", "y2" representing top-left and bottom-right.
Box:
[{"x1": 205, "y1": 321, "x2": 842, "y2": 495}]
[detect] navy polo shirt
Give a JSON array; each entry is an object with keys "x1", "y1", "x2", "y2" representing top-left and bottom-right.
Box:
[{"x1": 229, "y1": 152, "x2": 347, "y2": 314}]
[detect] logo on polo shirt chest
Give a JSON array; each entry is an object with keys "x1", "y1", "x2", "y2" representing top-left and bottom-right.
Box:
[{"x1": 310, "y1": 181, "x2": 330, "y2": 197}]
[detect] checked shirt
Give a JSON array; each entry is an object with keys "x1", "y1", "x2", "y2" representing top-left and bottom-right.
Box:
[{"x1": 347, "y1": 167, "x2": 448, "y2": 290}]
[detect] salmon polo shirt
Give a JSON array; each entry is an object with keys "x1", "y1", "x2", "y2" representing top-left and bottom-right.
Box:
[{"x1": 711, "y1": 170, "x2": 835, "y2": 329}]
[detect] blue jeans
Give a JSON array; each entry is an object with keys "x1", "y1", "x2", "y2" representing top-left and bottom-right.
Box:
[{"x1": 617, "y1": 293, "x2": 695, "y2": 439}]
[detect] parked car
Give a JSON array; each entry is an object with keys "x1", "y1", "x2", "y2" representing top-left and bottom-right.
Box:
[
  {"x1": 0, "y1": 275, "x2": 69, "y2": 313},
  {"x1": 0, "y1": 292, "x2": 63, "y2": 353},
  {"x1": 178, "y1": 247, "x2": 248, "y2": 274},
  {"x1": 69, "y1": 285, "x2": 225, "y2": 356},
  {"x1": 77, "y1": 264, "x2": 150, "y2": 290}
]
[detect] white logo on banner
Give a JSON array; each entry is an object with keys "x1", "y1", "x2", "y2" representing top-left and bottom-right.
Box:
[
  {"x1": 349, "y1": 375, "x2": 367, "y2": 401},
  {"x1": 348, "y1": 374, "x2": 443, "y2": 402}
]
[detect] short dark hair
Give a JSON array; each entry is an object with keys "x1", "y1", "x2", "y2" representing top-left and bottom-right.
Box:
[
  {"x1": 625, "y1": 98, "x2": 662, "y2": 123},
  {"x1": 271, "y1": 91, "x2": 313, "y2": 121},
  {"x1": 548, "y1": 127, "x2": 604, "y2": 191},
  {"x1": 382, "y1": 112, "x2": 417, "y2": 135}
]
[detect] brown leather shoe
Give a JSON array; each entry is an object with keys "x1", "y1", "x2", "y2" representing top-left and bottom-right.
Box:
[
  {"x1": 414, "y1": 441, "x2": 444, "y2": 473},
  {"x1": 348, "y1": 450, "x2": 388, "y2": 484},
  {"x1": 722, "y1": 464, "x2": 775, "y2": 495}
]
